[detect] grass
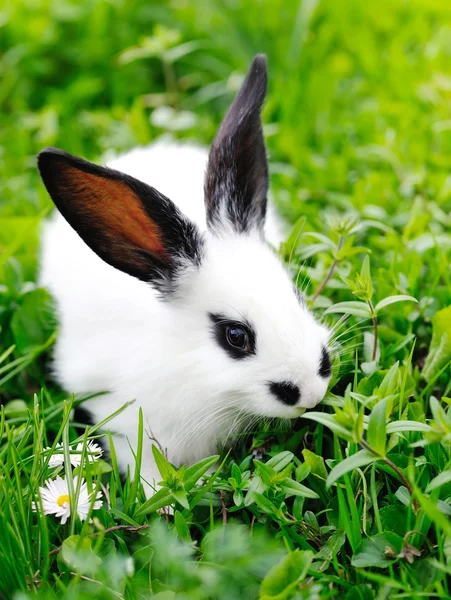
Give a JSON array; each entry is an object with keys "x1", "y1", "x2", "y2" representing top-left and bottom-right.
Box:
[{"x1": 1, "y1": 0, "x2": 451, "y2": 597}]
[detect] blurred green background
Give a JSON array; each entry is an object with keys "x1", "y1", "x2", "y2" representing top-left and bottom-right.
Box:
[{"x1": 2, "y1": 0, "x2": 451, "y2": 221}]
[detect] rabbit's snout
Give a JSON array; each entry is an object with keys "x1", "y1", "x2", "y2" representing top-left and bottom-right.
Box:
[
  {"x1": 268, "y1": 381, "x2": 300, "y2": 406},
  {"x1": 268, "y1": 375, "x2": 328, "y2": 412}
]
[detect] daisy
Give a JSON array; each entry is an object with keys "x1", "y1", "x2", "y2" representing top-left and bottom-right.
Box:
[
  {"x1": 44, "y1": 443, "x2": 65, "y2": 468},
  {"x1": 32, "y1": 476, "x2": 103, "y2": 524},
  {"x1": 43, "y1": 441, "x2": 103, "y2": 469},
  {"x1": 70, "y1": 441, "x2": 103, "y2": 467}
]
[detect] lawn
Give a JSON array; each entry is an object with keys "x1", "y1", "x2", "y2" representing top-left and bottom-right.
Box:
[{"x1": 1, "y1": 0, "x2": 451, "y2": 598}]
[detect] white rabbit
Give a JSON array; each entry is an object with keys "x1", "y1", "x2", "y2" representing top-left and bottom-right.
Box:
[{"x1": 39, "y1": 55, "x2": 331, "y2": 495}]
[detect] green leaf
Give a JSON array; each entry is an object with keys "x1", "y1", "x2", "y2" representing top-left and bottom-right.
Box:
[
  {"x1": 266, "y1": 451, "x2": 294, "y2": 472},
  {"x1": 379, "y1": 505, "x2": 409, "y2": 537},
  {"x1": 426, "y1": 470, "x2": 451, "y2": 493},
  {"x1": 302, "y1": 231, "x2": 336, "y2": 249},
  {"x1": 326, "y1": 450, "x2": 377, "y2": 488},
  {"x1": 174, "y1": 510, "x2": 192, "y2": 542},
  {"x1": 301, "y1": 412, "x2": 354, "y2": 441},
  {"x1": 367, "y1": 398, "x2": 388, "y2": 456},
  {"x1": 255, "y1": 460, "x2": 277, "y2": 486},
  {"x1": 231, "y1": 463, "x2": 241, "y2": 484},
  {"x1": 233, "y1": 489, "x2": 244, "y2": 506},
  {"x1": 375, "y1": 294, "x2": 418, "y2": 312},
  {"x1": 260, "y1": 550, "x2": 313, "y2": 599},
  {"x1": 422, "y1": 306, "x2": 451, "y2": 382},
  {"x1": 430, "y1": 397, "x2": 451, "y2": 431},
  {"x1": 359, "y1": 256, "x2": 373, "y2": 299},
  {"x1": 351, "y1": 532, "x2": 403, "y2": 568},
  {"x1": 281, "y1": 478, "x2": 319, "y2": 499},
  {"x1": 302, "y1": 449, "x2": 328, "y2": 481},
  {"x1": 386, "y1": 421, "x2": 434, "y2": 434},
  {"x1": 244, "y1": 474, "x2": 266, "y2": 507},
  {"x1": 357, "y1": 371, "x2": 385, "y2": 396},
  {"x1": 10, "y1": 288, "x2": 55, "y2": 353},
  {"x1": 60, "y1": 535, "x2": 102, "y2": 576},
  {"x1": 295, "y1": 462, "x2": 310, "y2": 482},
  {"x1": 378, "y1": 361, "x2": 399, "y2": 398},
  {"x1": 394, "y1": 486, "x2": 412, "y2": 507},
  {"x1": 304, "y1": 510, "x2": 319, "y2": 531},
  {"x1": 183, "y1": 454, "x2": 220, "y2": 491},
  {"x1": 337, "y1": 246, "x2": 370, "y2": 259},
  {"x1": 316, "y1": 530, "x2": 346, "y2": 563},
  {"x1": 298, "y1": 242, "x2": 331, "y2": 260},
  {"x1": 170, "y1": 485, "x2": 189, "y2": 510},
  {"x1": 152, "y1": 444, "x2": 175, "y2": 481},
  {"x1": 86, "y1": 458, "x2": 113, "y2": 475},
  {"x1": 253, "y1": 493, "x2": 277, "y2": 516},
  {"x1": 324, "y1": 301, "x2": 371, "y2": 318},
  {"x1": 134, "y1": 488, "x2": 174, "y2": 517}
]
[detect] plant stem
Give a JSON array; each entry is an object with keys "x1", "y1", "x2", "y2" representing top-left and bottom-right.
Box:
[
  {"x1": 367, "y1": 300, "x2": 378, "y2": 362},
  {"x1": 361, "y1": 440, "x2": 418, "y2": 511},
  {"x1": 69, "y1": 574, "x2": 125, "y2": 599},
  {"x1": 219, "y1": 489, "x2": 228, "y2": 526},
  {"x1": 62, "y1": 401, "x2": 76, "y2": 537},
  {"x1": 312, "y1": 236, "x2": 343, "y2": 302}
]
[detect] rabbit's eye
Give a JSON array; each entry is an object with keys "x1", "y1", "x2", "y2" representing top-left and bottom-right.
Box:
[
  {"x1": 226, "y1": 326, "x2": 248, "y2": 350},
  {"x1": 209, "y1": 313, "x2": 256, "y2": 360}
]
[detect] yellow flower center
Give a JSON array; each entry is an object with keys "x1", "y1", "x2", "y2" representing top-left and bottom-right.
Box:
[{"x1": 57, "y1": 494, "x2": 70, "y2": 507}]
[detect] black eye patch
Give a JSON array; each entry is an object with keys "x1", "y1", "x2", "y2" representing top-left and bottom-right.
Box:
[
  {"x1": 318, "y1": 347, "x2": 332, "y2": 378},
  {"x1": 209, "y1": 313, "x2": 256, "y2": 360}
]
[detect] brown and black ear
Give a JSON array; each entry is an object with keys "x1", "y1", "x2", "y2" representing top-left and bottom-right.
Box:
[{"x1": 38, "y1": 148, "x2": 203, "y2": 290}]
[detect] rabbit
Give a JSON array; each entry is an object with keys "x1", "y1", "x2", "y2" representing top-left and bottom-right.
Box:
[{"x1": 38, "y1": 55, "x2": 332, "y2": 496}]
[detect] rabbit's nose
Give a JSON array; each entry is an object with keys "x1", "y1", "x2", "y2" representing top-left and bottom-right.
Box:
[{"x1": 268, "y1": 381, "x2": 300, "y2": 406}]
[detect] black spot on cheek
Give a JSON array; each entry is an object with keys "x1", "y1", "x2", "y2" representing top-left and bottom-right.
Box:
[
  {"x1": 319, "y1": 347, "x2": 332, "y2": 378},
  {"x1": 269, "y1": 382, "x2": 300, "y2": 406}
]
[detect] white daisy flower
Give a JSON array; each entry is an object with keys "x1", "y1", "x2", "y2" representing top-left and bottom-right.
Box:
[
  {"x1": 32, "y1": 476, "x2": 103, "y2": 524},
  {"x1": 44, "y1": 443, "x2": 65, "y2": 468},
  {"x1": 43, "y1": 441, "x2": 103, "y2": 469},
  {"x1": 70, "y1": 441, "x2": 103, "y2": 467}
]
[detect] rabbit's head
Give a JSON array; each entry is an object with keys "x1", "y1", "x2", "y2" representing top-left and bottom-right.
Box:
[{"x1": 38, "y1": 55, "x2": 331, "y2": 420}]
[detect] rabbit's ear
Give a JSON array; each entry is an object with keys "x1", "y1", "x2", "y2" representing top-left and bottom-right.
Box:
[
  {"x1": 38, "y1": 149, "x2": 203, "y2": 291},
  {"x1": 205, "y1": 54, "x2": 268, "y2": 235}
]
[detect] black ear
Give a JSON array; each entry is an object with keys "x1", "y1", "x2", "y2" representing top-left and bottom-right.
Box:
[
  {"x1": 205, "y1": 54, "x2": 269, "y2": 234},
  {"x1": 38, "y1": 148, "x2": 203, "y2": 293}
]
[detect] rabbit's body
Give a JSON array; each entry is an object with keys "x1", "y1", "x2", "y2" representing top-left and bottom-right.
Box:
[
  {"x1": 40, "y1": 141, "x2": 286, "y2": 483},
  {"x1": 39, "y1": 57, "x2": 331, "y2": 495}
]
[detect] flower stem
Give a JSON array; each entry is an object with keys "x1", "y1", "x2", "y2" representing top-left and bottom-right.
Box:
[
  {"x1": 62, "y1": 400, "x2": 77, "y2": 536},
  {"x1": 367, "y1": 300, "x2": 378, "y2": 362}
]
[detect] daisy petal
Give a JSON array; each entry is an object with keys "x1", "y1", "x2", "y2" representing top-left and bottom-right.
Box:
[{"x1": 32, "y1": 475, "x2": 103, "y2": 524}]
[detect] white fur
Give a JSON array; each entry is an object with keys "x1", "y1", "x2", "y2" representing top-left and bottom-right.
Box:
[{"x1": 40, "y1": 140, "x2": 330, "y2": 494}]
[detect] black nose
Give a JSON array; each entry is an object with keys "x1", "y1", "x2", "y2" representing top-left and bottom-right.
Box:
[{"x1": 269, "y1": 382, "x2": 300, "y2": 406}]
